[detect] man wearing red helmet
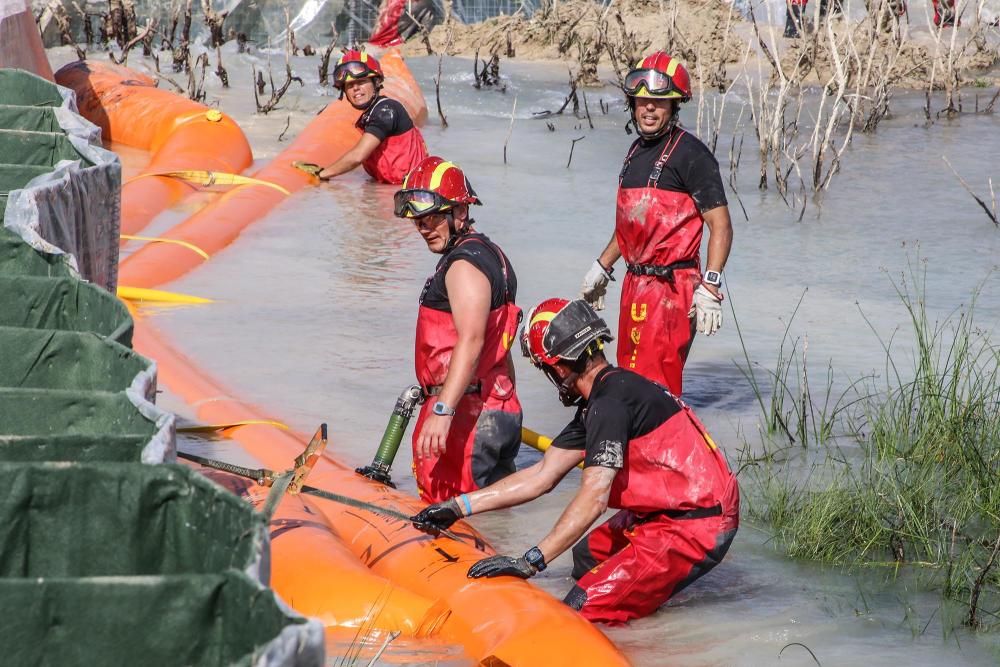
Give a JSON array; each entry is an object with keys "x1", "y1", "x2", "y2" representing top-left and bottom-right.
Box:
[
  {"x1": 579, "y1": 51, "x2": 733, "y2": 397},
  {"x1": 394, "y1": 156, "x2": 523, "y2": 503},
  {"x1": 411, "y1": 298, "x2": 739, "y2": 623},
  {"x1": 318, "y1": 49, "x2": 428, "y2": 184}
]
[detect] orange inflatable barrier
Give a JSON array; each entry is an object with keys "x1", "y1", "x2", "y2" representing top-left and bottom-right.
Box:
[
  {"x1": 134, "y1": 317, "x2": 631, "y2": 666},
  {"x1": 54, "y1": 61, "x2": 253, "y2": 236},
  {"x1": 117, "y1": 48, "x2": 425, "y2": 289},
  {"x1": 195, "y1": 467, "x2": 452, "y2": 637}
]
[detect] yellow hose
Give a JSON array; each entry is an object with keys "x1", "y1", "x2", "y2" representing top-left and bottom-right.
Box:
[
  {"x1": 521, "y1": 427, "x2": 583, "y2": 469},
  {"x1": 117, "y1": 286, "x2": 214, "y2": 304}
]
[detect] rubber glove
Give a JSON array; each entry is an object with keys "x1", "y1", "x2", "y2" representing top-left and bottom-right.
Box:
[
  {"x1": 579, "y1": 260, "x2": 614, "y2": 311},
  {"x1": 688, "y1": 284, "x2": 723, "y2": 336},
  {"x1": 410, "y1": 498, "x2": 462, "y2": 534},
  {"x1": 467, "y1": 554, "x2": 535, "y2": 579}
]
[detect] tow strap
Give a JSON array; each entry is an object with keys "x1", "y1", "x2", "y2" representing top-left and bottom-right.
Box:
[{"x1": 176, "y1": 423, "x2": 465, "y2": 541}]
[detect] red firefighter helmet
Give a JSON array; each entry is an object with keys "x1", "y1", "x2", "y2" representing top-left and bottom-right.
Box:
[
  {"x1": 623, "y1": 51, "x2": 692, "y2": 103},
  {"x1": 521, "y1": 298, "x2": 614, "y2": 368},
  {"x1": 332, "y1": 49, "x2": 384, "y2": 89},
  {"x1": 394, "y1": 156, "x2": 482, "y2": 219}
]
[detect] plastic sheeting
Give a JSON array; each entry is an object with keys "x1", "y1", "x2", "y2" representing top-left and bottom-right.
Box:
[
  {"x1": 0, "y1": 69, "x2": 118, "y2": 290},
  {"x1": 0, "y1": 571, "x2": 324, "y2": 667}
]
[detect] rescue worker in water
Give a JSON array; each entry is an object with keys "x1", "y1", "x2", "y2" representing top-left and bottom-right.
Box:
[
  {"x1": 318, "y1": 49, "x2": 428, "y2": 184},
  {"x1": 411, "y1": 298, "x2": 739, "y2": 624},
  {"x1": 395, "y1": 156, "x2": 523, "y2": 504},
  {"x1": 578, "y1": 52, "x2": 733, "y2": 397}
]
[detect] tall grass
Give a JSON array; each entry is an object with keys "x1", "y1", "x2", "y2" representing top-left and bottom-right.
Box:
[{"x1": 738, "y1": 268, "x2": 1000, "y2": 631}]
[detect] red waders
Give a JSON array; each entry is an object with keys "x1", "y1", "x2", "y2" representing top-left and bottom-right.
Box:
[
  {"x1": 568, "y1": 399, "x2": 739, "y2": 624},
  {"x1": 411, "y1": 240, "x2": 522, "y2": 503},
  {"x1": 615, "y1": 129, "x2": 702, "y2": 396},
  {"x1": 359, "y1": 99, "x2": 428, "y2": 184}
]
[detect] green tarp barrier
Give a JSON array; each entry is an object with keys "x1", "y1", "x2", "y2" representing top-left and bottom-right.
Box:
[
  {"x1": 0, "y1": 69, "x2": 65, "y2": 107},
  {"x1": 0, "y1": 129, "x2": 93, "y2": 168},
  {"x1": 0, "y1": 463, "x2": 265, "y2": 577},
  {"x1": 0, "y1": 225, "x2": 73, "y2": 277},
  {"x1": 0, "y1": 275, "x2": 132, "y2": 345},
  {"x1": 0, "y1": 388, "x2": 156, "y2": 437},
  {"x1": 0, "y1": 327, "x2": 148, "y2": 392},
  {"x1": 0, "y1": 434, "x2": 153, "y2": 463},
  {"x1": 0, "y1": 105, "x2": 64, "y2": 133},
  {"x1": 0, "y1": 572, "x2": 323, "y2": 667}
]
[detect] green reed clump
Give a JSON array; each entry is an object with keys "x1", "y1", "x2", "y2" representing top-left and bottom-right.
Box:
[{"x1": 739, "y1": 269, "x2": 1000, "y2": 630}]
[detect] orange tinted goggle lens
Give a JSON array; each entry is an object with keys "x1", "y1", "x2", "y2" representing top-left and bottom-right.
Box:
[
  {"x1": 623, "y1": 69, "x2": 676, "y2": 96},
  {"x1": 394, "y1": 190, "x2": 451, "y2": 218},
  {"x1": 333, "y1": 61, "x2": 374, "y2": 85}
]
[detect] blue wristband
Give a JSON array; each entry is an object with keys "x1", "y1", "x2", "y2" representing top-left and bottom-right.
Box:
[{"x1": 459, "y1": 494, "x2": 473, "y2": 516}]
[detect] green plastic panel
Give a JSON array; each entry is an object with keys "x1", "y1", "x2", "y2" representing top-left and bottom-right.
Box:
[
  {"x1": 0, "y1": 226, "x2": 74, "y2": 277},
  {"x1": 0, "y1": 463, "x2": 264, "y2": 577},
  {"x1": 0, "y1": 105, "x2": 63, "y2": 133},
  {"x1": 0, "y1": 326, "x2": 148, "y2": 392},
  {"x1": 0, "y1": 129, "x2": 92, "y2": 168},
  {"x1": 0, "y1": 572, "x2": 312, "y2": 667},
  {"x1": 0, "y1": 434, "x2": 152, "y2": 463},
  {"x1": 0, "y1": 275, "x2": 132, "y2": 345},
  {"x1": 0, "y1": 69, "x2": 65, "y2": 107},
  {"x1": 0, "y1": 388, "x2": 154, "y2": 437}
]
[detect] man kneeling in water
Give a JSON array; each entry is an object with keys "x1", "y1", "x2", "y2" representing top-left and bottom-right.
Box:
[
  {"x1": 411, "y1": 299, "x2": 739, "y2": 624},
  {"x1": 318, "y1": 49, "x2": 427, "y2": 184}
]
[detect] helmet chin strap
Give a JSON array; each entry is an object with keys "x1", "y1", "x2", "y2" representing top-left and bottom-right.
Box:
[
  {"x1": 349, "y1": 90, "x2": 380, "y2": 111},
  {"x1": 441, "y1": 210, "x2": 471, "y2": 253}
]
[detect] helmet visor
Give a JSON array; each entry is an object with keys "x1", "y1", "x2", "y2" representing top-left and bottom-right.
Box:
[
  {"x1": 333, "y1": 61, "x2": 377, "y2": 87},
  {"x1": 623, "y1": 68, "x2": 679, "y2": 98},
  {"x1": 393, "y1": 189, "x2": 454, "y2": 218}
]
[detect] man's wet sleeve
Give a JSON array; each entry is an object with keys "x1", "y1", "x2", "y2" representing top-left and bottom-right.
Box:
[
  {"x1": 550, "y1": 409, "x2": 587, "y2": 451},
  {"x1": 582, "y1": 398, "x2": 629, "y2": 469}
]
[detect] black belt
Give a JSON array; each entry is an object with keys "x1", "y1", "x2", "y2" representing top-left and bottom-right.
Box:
[
  {"x1": 626, "y1": 259, "x2": 698, "y2": 283},
  {"x1": 662, "y1": 504, "x2": 722, "y2": 520},
  {"x1": 422, "y1": 381, "x2": 481, "y2": 398}
]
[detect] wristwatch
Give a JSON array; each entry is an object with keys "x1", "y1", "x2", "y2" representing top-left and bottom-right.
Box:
[
  {"x1": 703, "y1": 270, "x2": 723, "y2": 288},
  {"x1": 524, "y1": 546, "x2": 547, "y2": 572},
  {"x1": 432, "y1": 401, "x2": 456, "y2": 416}
]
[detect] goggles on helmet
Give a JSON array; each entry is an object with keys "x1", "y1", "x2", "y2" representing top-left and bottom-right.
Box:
[
  {"x1": 623, "y1": 68, "x2": 681, "y2": 98},
  {"x1": 393, "y1": 189, "x2": 455, "y2": 219},
  {"x1": 333, "y1": 61, "x2": 379, "y2": 87}
]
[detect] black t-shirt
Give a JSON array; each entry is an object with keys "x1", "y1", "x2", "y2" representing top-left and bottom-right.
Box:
[
  {"x1": 419, "y1": 233, "x2": 517, "y2": 313},
  {"x1": 550, "y1": 366, "x2": 680, "y2": 468},
  {"x1": 357, "y1": 97, "x2": 414, "y2": 141},
  {"x1": 619, "y1": 128, "x2": 728, "y2": 214}
]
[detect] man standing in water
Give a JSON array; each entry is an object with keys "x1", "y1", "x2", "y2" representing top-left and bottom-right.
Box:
[
  {"x1": 395, "y1": 156, "x2": 523, "y2": 503},
  {"x1": 411, "y1": 299, "x2": 739, "y2": 623},
  {"x1": 578, "y1": 52, "x2": 733, "y2": 396},
  {"x1": 317, "y1": 50, "x2": 428, "y2": 184}
]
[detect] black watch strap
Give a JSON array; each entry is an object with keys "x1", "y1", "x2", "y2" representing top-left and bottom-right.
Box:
[{"x1": 524, "y1": 546, "x2": 547, "y2": 572}]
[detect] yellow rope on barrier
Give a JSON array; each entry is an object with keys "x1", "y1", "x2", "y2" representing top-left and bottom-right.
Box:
[
  {"x1": 121, "y1": 234, "x2": 210, "y2": 260},
  {"x1": 178, "y1": 419, "x2": 292, "y2": 434},
  {"x1": 126, "y1": 169, "x2": 291, "y2": 195},
  {"x1": 117, "y1": 286, "x2": 214, "y2": 304}
]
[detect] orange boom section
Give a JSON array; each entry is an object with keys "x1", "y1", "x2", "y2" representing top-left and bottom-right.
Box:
[
  {"x1": 54, "y1": 61, "x2": 253, "y2": 236},
  {"x1": 117, "y1": 47, "x2": 426, "y2": 289},
  {"x1": 134, "y1": 317, "x2": 631, "y2": 667}
]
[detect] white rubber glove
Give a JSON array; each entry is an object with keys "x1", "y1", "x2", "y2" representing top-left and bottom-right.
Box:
[
  {"x1": 579, "y1": 260, "x2": 614, "y2": 311},
  {"x1": 689, "y1": 285, "x2": 723, "y2": 336}
]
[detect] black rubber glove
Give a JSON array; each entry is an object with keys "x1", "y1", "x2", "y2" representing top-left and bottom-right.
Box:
[
  {"x1": 410, "y1": 498, "x2": 462, "y2": 534},
  {"x1": 467, "y1": 554, "x2": 535, "y2": 579}
]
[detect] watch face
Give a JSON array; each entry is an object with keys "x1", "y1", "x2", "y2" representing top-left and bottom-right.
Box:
[{"x1": 704, "y1": 271, "x2": 722, "y2": 286}]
